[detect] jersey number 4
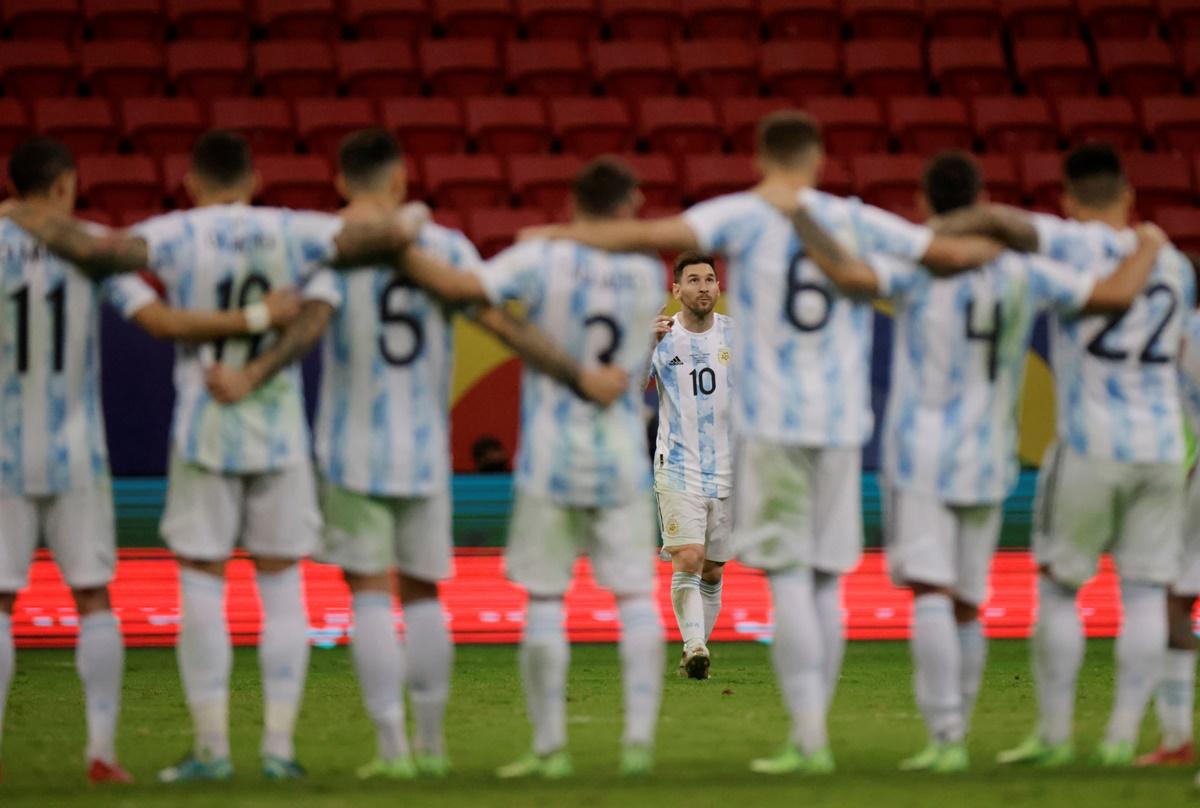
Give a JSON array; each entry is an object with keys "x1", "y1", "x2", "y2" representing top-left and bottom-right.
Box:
[
  {"x1": 10, "y1": 283, "x2": 65, "y2": 374},
  {"x1": 1085, "y1": 283, "x2": 1177, "y2": 364},
  {"x1": 964, "y1": 299, "x2": 1003, "y2": 382}
]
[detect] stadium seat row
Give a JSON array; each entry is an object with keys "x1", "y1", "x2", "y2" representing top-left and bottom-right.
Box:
[
  {"x1": 1, "y1": 36, "x2": 1196, "y2": 101},
  {"x1": 4, "y1": 0, "x2": 1198, "y2": 44},
  {"x1": 6, "y1": 95, "x2": 1200, "y2": 163}
]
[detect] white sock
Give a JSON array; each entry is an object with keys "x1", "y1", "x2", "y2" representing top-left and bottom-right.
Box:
[
  {"x1": 910, "y1": 593, "x2": 963, "y2": 743},
  {"x1": 671, "y1": 571, "x2": 705, "y2": 651},
  {"x1": 404, "y1": 598, "x2": 453, "y2": 758},
  {"x1": 1156, "y1": 648, "x2": 1197, "y2": 750},
  {"x1": 351, "y1": 592, "x2": 408, "y2": 761},
  {"x1": 76, "y1": 611, "x2": 123, "y2": 764},
  {"x1": 520, "y1": 599, "x2": 569, "y2": 755},
  {"x1": 699, "y1": 578, "x2": 723, "y2": 641},
  {"x1": 1105, "y1": 581, "x2": 1167, "y2": 746},
  {"x1": 768, "y1": 568, "x2": 827, "y2": 754},
  {"x1": 618, "y1": 596, "x2": 663, "y2": 748},
  {"x1": 256, "y1": 566, "x2": 310, "y2": 761},
  {"x1": 957, "y1": 619, "x2": 987, "y2": 737},
  {"x1": 814, "y1": 571, "x2": 845, "y2": 710},
  {"x1": 178, "y1": 567, "x2": 232, "y2": 761},
  {"x1": 0, "y1": 612, "x2": 12, "y2": 744},
  {"x1": 1033, "y1": 575, "x2": 1083, "y2": 746}
]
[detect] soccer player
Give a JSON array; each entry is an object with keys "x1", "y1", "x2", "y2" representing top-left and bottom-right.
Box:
[
  {"x1": 520, "y1": 111, "x2": 1000, "y2": 774},
  {"x1": 1, "y1": 129, "x2": 424, "y2": 782},
  {"x1": 778, "y1": 151, "x2": 1167, "y2": 772},
  {"x1": 936, "y1": 144, "x2": 1196, "y2": 767},
  {"x1": 0, "y1": 136, "x2": 300, "y2": 784},
  {"x1": 202, "y1": 129, "x2": 628, "y2": 780},
  {"x1": 399, "y1": 158, "x2": 666, "y2": 779},
  {"x1": 650, "y1": 252, "x2": 734, "y2": 680}
]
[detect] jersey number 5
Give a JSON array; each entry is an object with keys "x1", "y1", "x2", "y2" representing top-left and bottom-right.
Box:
[
  {"x1": 378, "y1": 278, "x2": 424, "y2": 367},
  {"x1": 10, "y1": 283, "x2": 65, "y2": 374}
]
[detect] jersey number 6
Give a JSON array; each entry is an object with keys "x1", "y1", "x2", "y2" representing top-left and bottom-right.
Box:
[{"x1": 785, "y1": 250, "x2": 832, "y2": 332}]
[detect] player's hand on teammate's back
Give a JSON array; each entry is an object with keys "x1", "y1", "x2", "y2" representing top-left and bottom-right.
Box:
[
  {"x1": 578, "y1": 365, "x2": 630, "y2": 408},
  {"x1": 205, "y1": 363, "x2": 254, "y2": 405},
  {"x1": 263, "y1": 288, "x2": 302, "y2": 328},
  {"x1": 1134, "y1": 222, "x2": 1168, "y2": 250}
]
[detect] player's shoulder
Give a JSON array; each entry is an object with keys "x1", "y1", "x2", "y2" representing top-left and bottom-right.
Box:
[{"x1": 418, "y1": 221, "x2": 482, "y2": 269}]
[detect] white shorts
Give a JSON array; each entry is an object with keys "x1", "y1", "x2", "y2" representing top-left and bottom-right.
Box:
[
  {"x1": 655, "y1": 484, "x2": 733, "y2": 563},
  {"x1": 504, "y1": 490, "x2": 658, "y2": 598},
  {"x1": 319, "y1": 481, "x2": 453, "y2": 582},
  {"x1": 161, "y1": 453, "x2": 322, "y2": 562},
  {"x1": 883, "y1": 486, "x2": 1002, "y2": 606},
  {"x1": 0, "y1": 477, "x2": 116, "y2": 591},
  {"x1": 1174, "y1": 467, "x2": 1200, "y2": 596},
  {"x1": 1034, "y1": 442, "x2": 1184, "y2": 588},
  {"x1": 732, "y1": 440, "x2": 862, "y2": 574}
]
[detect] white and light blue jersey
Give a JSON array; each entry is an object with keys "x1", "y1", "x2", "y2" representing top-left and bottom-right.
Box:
[
  {"x1": 683, "y1": 188, "x2": 932, "y2": 447},
  {"x1": 651, "y1": 312, "x2": 734, "y2": 498},
  {"x1": 1033, "y1": 214, "x2": 1195, "y2": 464},
  {"x1": 306, "y1": 222, "x2": 481, "y2": 497},
  {"x1": 478, "y1": 238, "x2": 664, "y2": 508},
  {"x1": 131, "y1": 204, "x2": 342, "y2": 474},
  {"x1": 875, "y1": 251, "x2": 1094, "y2": 504},
  {"x1": 0, "y1": 220, "x2": 155, "y2": 495},
  {"x1": 1180, "y1": 311, "x2": 1200, "y2": 439}
]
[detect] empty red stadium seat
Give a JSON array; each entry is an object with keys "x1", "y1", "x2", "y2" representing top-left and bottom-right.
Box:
[
  {"x1": 684, "y1": 0, "x2": 760, "y2": 38},
  {"x1": 1019, "y1": 151, "x2": 1064, "y2": 209},
  {"x1": 84, "y1": 0, "x2": 164, "y2": 39},
  {"x1": 1122, "y1": 153, "x2": 1195, "y2": 220},
  {"x1": 465, "y1": 97, "x2": 552, "y2": 155},
  {"x1": 517, "y1": 0, "x2": 602, "y2": 40},
  {"x1": 844, "y1": 0, "x2": 925, "y2": 38},
  {"x1": 1184, "y1": 41, "x2": 1200, "y2": 87},
  {"x1": 0, "y1": 101, "x2": 31, "y2": 156},
  {"x1": 77, "y1": 210, "x2": 116, "y2": 228},
  {"x1": 507, "y1": 154, "x2": 586, "y2": 212},
  {"x1": 805, "y1": 97, "x2": 888, "y2": 157},
  {"x1": 0, "y1": 41, "x2": 78, "y2": 99},
  {"x1": 761, "y1": 0, "x2": 840, "y2": 38},
  {"x1": 34, "y1": 99, "x2": 116, "y2": 155},
  {"x1": 122, "y1": 97, "x2": 206, "y2": 159},
  {"x1": 1056, "y1": 96, "x2": 1141, "y2": 149},
  {"x1": 342, "y1": 0, "x2": 432, "y2": 38},
  {"x1": 382, "y1": 98, "x2": 467, "y2": 154},
  {"x1": 887, "y1": 97, "x2": 972, "y2": 153},
  {"x1": 257, "y1": 155, "x2": 337, "y2": 210},
  {"x1": 507, "y1": 40, "x2": 591, "y2": 96},
  {"x1": 424, "y1": 155, "x2": 508, "y2": 209},
  {"x1": 336, "y1": 41, "x2": 421, "y2": 97},
  {"x1": 618, "y1": 154, "x2": 680, "y2": 207},
  {"x1": 209, "y1": 97, "x2": 295, "y2": 154},
  {"x1": 683, "y1": 155, "x2": 757, "y2": 202},
  {"x1": 548, "y1": 97, "x2": 634, "y2": 157},
  {"x1": 1095, "y1": 39, "x2": 1181, "y2": 96},
  {"x1": 976, "y1": 153, "x2": 1021, "y2": 204},
  {"x1": 161, "y1": 153, "x2": 191, "y2": 206},
  {"x1": 719, "y1": 97, "x2": 795, "y2": 153},
  {"x1": 637, "y1": 98, "x2": 722, "y2": 156},
  {"x1": 420, "y1": 39, "x2": 504, "y2": 96},
  {"x1": 258, "y1": 0, "x2": 339, "y2": 39},
  {"x1": 852, "y1": 155, "x2": 926, "y2": 209},
  {"x1": 925, "y1": 0, "x2": 1003, "y2": 37},
  {"x1": 998, "y1": 0, "x2": 1077, "y2": 37},
  {"x1": 1077, "y1": 0, "x2": 1158, "y2": 39},
  {"x1": 404, "y1": 154, "x2": 425, "y2": 200},
  {"x1": 603, "y1": 0, "x2": 686, "y2": 39},
  {"x1": 4, "y1": 0, "x2": 81, "y2": 41},
  {"x1": 592, "y1": 40, "x2": 677, "y2": 99},
  {"x1": 167, "y1": 41, "x2": 250, "y2": 99},
  {"x1": 1162, "y1": 0, "x2": 1200, "y2": 47},
  {"x1": 676, "y1": 39, "x2": 759, "y2": 99},
  {"x1": 467, "y1": 208, "x2": 551, "y2": 258},
  {"x1": 81, "y1": 41, "x2": 165, "y2": 97},
  {"x1": 434, "y1": 0, "x2": 519, "y2": 38},
  {"x1": 1014, "y1": 40, "x2": 1098, "y2": 96},
  {"x1": 845, "y1": 40, "x2": 926, "y2": 97},
  {"x1": 294, "y1": 98, "x2": 379, "y2": 161},
  {"x1": 970, "y1": 97, "x2": 1057, "y2": 152},
  {"x1": 254, "y1": 41, "x2": 337, "y2": 98},
  {"x1": 1142, "y1": 97, "x2": 1200, "y2": 154},
  {"x1": 167, "y1": 0, "x2": 250, "y2": 40},
  {"x1": 1160, "y1": 206, "x2": 1200, "y2": 252},
  {"x1": 115, "y1": 209, "x2": 165, "y2": 227},
  {"x1": 760, "y1": 40, "x2": 842, "y2": 98},
  {"x1": 77, "y1": 155, "x2": 160, "y2": 213},
  {"x1": 819, "y1": 157, "x2": 854, "y2": 197},
  {"x1": 928, "y1": 38, "x2": 1011, "y2": 96},
  {"x1": 431, "y1": 208, "x2": 465, "y2": 232}
]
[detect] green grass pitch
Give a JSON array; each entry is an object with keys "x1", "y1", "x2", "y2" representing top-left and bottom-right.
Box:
[{"x1": 1, "y1": 639, "x2": 1194, "y2": 807}]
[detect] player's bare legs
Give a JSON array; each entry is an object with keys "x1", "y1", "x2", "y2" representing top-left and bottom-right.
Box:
[
  {"x1": 70, "y1": 586, "x2": 131, "y2": 783},
  {"x1": 251, "y1": 555, "x2": 310, "y2": 778},
  {"x1": 668, "y1": 544, "x2": 710, "y2": 679},
  {"x1": 1139, "y1": 592, "x2": 1198, "y2": 766},
  {"x1": 399, "y1": 575, "x2": 453, "y2": 777}
]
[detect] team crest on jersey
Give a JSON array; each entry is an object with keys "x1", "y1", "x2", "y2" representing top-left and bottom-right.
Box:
[
  {"x1": 665, "y1": 518, "x2": 680, "y2": 537},
  {"x1": 718, "y1": 348, "x2": 731, "y2": 365}
]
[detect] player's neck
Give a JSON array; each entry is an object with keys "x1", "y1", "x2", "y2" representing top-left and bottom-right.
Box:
[
  {"x1": 343, "y1": 194, "x2": 397, "y2": 215},
  {"x1": 755, "y1": 170, "x2": 813, "y2": 195},
  {"x1": 1072, "y1": 207, "x2": 1128, "y2": 231},
  {"x1": 17, "y1": 194, "x2": 69, "y2": 215},
  {"x1": 193, "y1": 192, "x2": 250, "y2": 207},
  {"x1": 677, "y1": 307, "x2": 715, "y2": 333}
]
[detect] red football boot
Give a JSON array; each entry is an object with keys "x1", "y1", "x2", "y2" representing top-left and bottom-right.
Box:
[
  {"x1": 1135, "y1": 743, "x2": 1195, "y2": 767},
  {"x1": 88, "y1": 759, "x2": 134, "y2": 784}
]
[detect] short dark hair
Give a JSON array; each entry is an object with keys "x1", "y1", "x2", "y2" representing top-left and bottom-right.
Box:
[
  {"x1": 338, "y1": 128, "x2": 402, "y2": 188},
  {"x1": 8, "y1": 136, "x2": 74, "y2": 197},
  {"x1": 190, "y1": 129, "x2": 252, "y2": 188},
  {"x1": 1062, "y1": 143, "x2": 1126, "y2": 208},
  {"x1": 757, "y1": 110, "x2": 823, "y2": 167},
  {"x1": 573, "y1": 158, "x2": 638, "y2": 218},
  {"x1": 673, "y1": 252, "x2": 717, "y2": 283},
  {"x1": 922, "y1": 151, "x2": 983, "y2": 215}
]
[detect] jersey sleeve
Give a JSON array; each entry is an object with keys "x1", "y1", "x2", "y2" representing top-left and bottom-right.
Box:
[
  {"x1": 1024, "y1": 255, "x2": 1095, "y2": 315},
  {"x1": 1028, "y1": 213, "x2": 1086, "y2": 267},
  {"x1": 129, "y1": 212, "x2": 188, "y2": 278},
  {"x1": 868, "y1": 253, "x2": 924, "y2": 299},
  {"x1": 477, "y1": 241, "x2": 545, "y2": 308},
  {"x1": 682, "y1": 195, "x2": 744, "y2": 254},
  {"x1": 302, "y1": 269, "x2": 343, "y2": 309},
  {"x1": 101, "y1": 272, "x2": 160, "y2": 319},
  {"x1": 447, "y1": 228, "x2": 484, "y2": 271},
  {"x1": 851, "y1": 200, "x2": 934, "y2": 261},
  {"x1": 281, "y1": 210, "x2": 343, "y2": 282}
]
